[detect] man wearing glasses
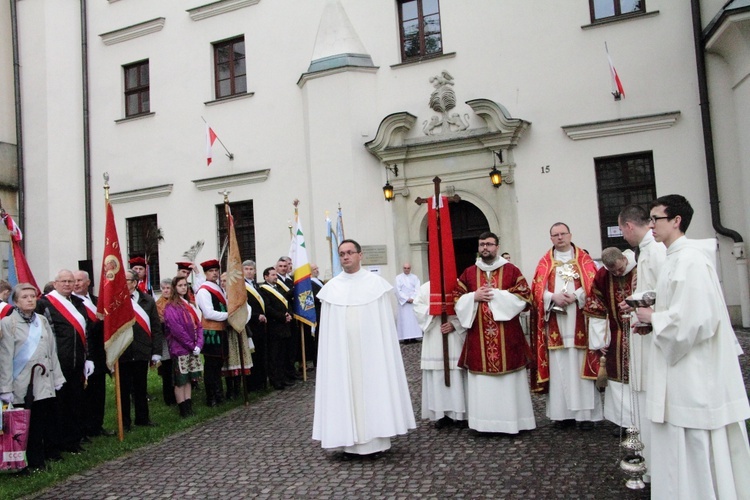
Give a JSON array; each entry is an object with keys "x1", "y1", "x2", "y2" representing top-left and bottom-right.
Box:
[
  {"x1": 634, "y1": 195, "x2": 750, "y2": 498},
  {"x1": 313, "y1": 239, "x2": 415, "y2": 458},
  {"x1": 531, "y1": 223, "x2": 601, "y2": 429},
  {"x1": 453, "y1": 231, "x2": 536, "y2": 434}
]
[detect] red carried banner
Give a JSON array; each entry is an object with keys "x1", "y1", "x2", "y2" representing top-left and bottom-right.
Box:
[
  {"x1": 428, "y1": 195, "x2": 457, "y2": 316},
  {"x1": 97, "y1": 201, "x2": 135, "y2": 371}
]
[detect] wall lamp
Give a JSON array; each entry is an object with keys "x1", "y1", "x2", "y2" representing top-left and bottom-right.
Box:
[
  {"x1": 383, "y1": 164, "x2": 399, "y2": 202},
  {"x1": 489, "y1": 151, "x2": 503, "y2": 188}
]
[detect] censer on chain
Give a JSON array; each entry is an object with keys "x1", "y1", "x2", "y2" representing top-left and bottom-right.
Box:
[{"x1": 618, "y1": 311, "x2": 647, "y2": 490}]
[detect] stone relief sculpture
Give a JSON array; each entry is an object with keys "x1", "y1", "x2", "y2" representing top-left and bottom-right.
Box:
[{"x1": 423, "y1": 70, "x2": 470, "y2": 135}]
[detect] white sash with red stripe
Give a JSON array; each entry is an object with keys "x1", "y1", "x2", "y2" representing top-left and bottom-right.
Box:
[
  {"x1": 46, "y1": 290, "x2": 87, "y2": 347},
  {"x1": 182, "y1": 298, "x2": 201, "y2": 327},
  {"x1": 0, "y1": 301, "x2": 13, "y2": 317},
  {"x1": 74, "y1": 294, "x2": 100, "y2": 323},
  {"x1": 131, "y1": 295, "x2": 152, "y2": 337},
  {"x1": 199, "y1": 281, "x2": 227, "y2": 305}
]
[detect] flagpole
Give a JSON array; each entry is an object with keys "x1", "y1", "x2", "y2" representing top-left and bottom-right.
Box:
[
  {"x1": 291, "y1": 200, "x2": 308, "y2": 381},
  {"x1": 104, "y1": 173, "x2": 126, "y2": 441},
  {"x1": 326, "y1": 211, "x2": 333, "y2": 280},
  {"x1": 223, "y1": 190, "x2": 249, "y2": 405},
  {"x1": 201, "y1": 116, "x2": 234, "y2": 160}
]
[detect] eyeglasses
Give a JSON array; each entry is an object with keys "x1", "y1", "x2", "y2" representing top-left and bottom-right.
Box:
[
  {"x1": 338, "y1": 250, "x2": 359, "y2": 257},
  {"x1": 56, "y1": 280, "x2": 74, "y2": 284},
  {"x1": 550, "y1": 232, "x2": 570, "y2": 238},
  {"x1": 478, "y1": 242, "x2": 497, "y2": 248},
  {"x1": 649, "y1": 215, "x2": 672, "y2": 224}
]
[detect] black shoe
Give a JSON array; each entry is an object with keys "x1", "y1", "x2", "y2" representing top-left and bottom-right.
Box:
[
  {"x1": 272, "y1": 384, "x2": 286, "y2": 391},
  {"x1": 577, "y1": 421, "x2": 595, "y2": 431},
  {"x1": 135, "y1": 421, "x2": 159, "y2": 428},
  {"x1": 123, "y1": 423, "x2": 132, "y2": 432},
  {"x1": 99, "y1": 428, "x2": 116, "y2": 437},
  {"x1": 283, "y1": 380, "x2": 296, "y2": 387},
  {"x1": 207, "y1": 399, "x2": 218, "y2": 407},
  {"x1": 81, "y1": 436, "x2": 92, "y2": 444},
  {"x1": 47, "y1": 452, "x2": 63, "y2": 462},
  {"x1": 553, "y1": 419, "x2": 576, "y2": 429},
  {"x1": 434, "y1": 416, "x2": 453, "y2": 429}
]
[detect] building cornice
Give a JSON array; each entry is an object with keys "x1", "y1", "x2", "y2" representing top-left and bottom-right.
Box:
[
  {"x1": 187, "y1": 0, "x2": 260, "y2": 21},
  {"x1": 561, "y1": 111, "x2": 681, "y2": 140},
  {"x1": 100, "y1": 18, "x2": 165, "y2": 46},
  {"x1": 191, "y1": 169, "x2": 270, "y2": 191},
  {"x1": 110, "y1": 184, "x2": 173, "y2": 204}
]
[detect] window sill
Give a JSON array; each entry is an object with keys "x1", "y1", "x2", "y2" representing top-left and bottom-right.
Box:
[
  {"x1": 581, "y1": 10, "x2": 659, "y2": 30},
  {"x1": 204, "y1": 91, "x2": 255, "y2": 106},
  {"x1": 115, "y1": 112, "x2": 155, "y2": 124},
  {"x1": 390, "y1": 52, "x2": 456, "y2": 69}
]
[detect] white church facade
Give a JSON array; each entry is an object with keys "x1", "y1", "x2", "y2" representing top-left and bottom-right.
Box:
[{"x1": 1, "y1": 0, "x2": 749, "y2": 324}]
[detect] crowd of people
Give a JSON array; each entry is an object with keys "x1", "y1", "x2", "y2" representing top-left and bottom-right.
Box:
[
  {"x1": 2, "y1": 193, "x2": 748, "y2": 498},
  {"x1": 0, "y1": 252, "x2": 323, "y2": 474}
]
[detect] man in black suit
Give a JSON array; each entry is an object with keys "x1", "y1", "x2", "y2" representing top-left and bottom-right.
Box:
[
  {"x1": 73, "y1": 270, "x2": 114, "y2": 437},
  {"x1": 243, "y1": 260, "x2": 268, "y2": 391},
  {"x1": 259, "y1": 267, "x2": 292, "y2": 390},
  {"x1": 36, "y1": 269, "x2": 93, "y2": 453},
  {"x1": 120, "y1": 269, "x2": 163, "y2": 430}
]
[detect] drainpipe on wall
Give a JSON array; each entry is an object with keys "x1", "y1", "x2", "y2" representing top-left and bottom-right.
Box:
[
  {"x1": 691, "y1": 0, "x2": 749, "y2": 327},
  {"x1": 80, "y1": 0, "x2": 92, "y2": 261},
  {"x1": 10, "y1": 0, "x2": 25, "y2": 241}
]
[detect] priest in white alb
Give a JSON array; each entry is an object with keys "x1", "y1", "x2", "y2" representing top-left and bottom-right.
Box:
[
  {"x1": 395, "y1": 263, "x2": 422, "y2": 342},
  {"x1": 313, "y1": 240, "x2": 416, "y2": 457},
  {"x1": 413, "y1": 281, "x2": 468, "y2": 429},
  {"x1": 636, "y1": 195, "x2": 750, "y2": 499},
  {"x1": 454, "y1": 231, "x2": 536, "y2": 434}
]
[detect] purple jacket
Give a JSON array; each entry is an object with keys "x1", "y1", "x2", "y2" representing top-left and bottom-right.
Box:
[{"x1": 163, "y1": 302, "x2": 204, "y2": 357}]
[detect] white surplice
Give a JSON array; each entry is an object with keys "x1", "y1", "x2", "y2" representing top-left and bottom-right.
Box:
[
  {"x1": 395, "y1": 272, "x2": 422, "y2": 341},
  {"x1": 648, "y1": 236, "x2": 750, "y2": 499},
  {"x1": 413, "y1": 282, "x2": 467, "y2": 422},
  {"x1": 543, "y1": 249, "x2": 602, "y2": 422},
  {"x1": 312, "y1": 269, "x2": 416, "y2": 454}
]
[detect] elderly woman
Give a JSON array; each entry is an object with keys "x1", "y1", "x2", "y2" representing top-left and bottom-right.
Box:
[
  {"x1": 155, "y1": 278, "x2": 177, "y2": 406},
  {"x1": 0, "y1": 283, "x2": 66, "y2": 471},
  {"x1": 163, "y1": 276, "x2": 204, "y2": 417}
]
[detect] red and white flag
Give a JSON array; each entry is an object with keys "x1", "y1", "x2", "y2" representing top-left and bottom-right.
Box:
[
  {"x1": 206, "y1": 124, "x2": 218, "y2": 166},
  {"x1": 606, "y1": 44, "x2": 625, "y2": 99}
]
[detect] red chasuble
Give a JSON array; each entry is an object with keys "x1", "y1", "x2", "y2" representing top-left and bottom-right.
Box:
[
  {"x1": 581, "y1": 265, "x2": 637, "y2": 382},
  {"x1": 454, "y1": 263, "x2": 532, "y2": 374},
  {"x1": 531, "y1": 245, "x2": 597, "y2": 387}
]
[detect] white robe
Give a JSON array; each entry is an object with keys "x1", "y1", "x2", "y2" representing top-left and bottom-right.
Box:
[
  {"x1": 312, "y1": 269, "x2": 416, "y2": 454},
  {"x1": 648, "y1": 236, "x2": 750, "y2": 499},
  {"x1": 544, "y1": 249, "x2": 602, "y2": 422},
  {"x1": 413, "y1": 282, "x2": 467, "y2": 422},
  {"x1": 628, "y1": 229, "x2": 665, "y2": 478},
  {"x1": 395, "y1": 273, "x2": 422, "y2": 341}
]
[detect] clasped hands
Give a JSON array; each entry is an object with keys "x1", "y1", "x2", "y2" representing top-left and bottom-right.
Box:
[
  {"x1": 551, "y1": 291, "x2": 576, "y2": 308},
  {"x1": 474, "y1": 284, "x2": 494, "y2": 303}
]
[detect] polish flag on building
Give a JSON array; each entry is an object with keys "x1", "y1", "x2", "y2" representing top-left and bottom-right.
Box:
[
  {"x1": 206, "y1": 124, "x2": 218, "y2": 166},
  {"x1": 606, "y1": 44, "x2": 625, "y2": 99}
]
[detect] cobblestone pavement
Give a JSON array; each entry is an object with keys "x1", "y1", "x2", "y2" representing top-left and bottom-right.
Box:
[{"x1": 33, "y1": 330, "x2": 750, "y2": 499}]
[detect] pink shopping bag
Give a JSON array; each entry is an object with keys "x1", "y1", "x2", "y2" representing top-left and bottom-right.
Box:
[{"x1": 1, "y1": 407, "x2": 30, "y2": 471}]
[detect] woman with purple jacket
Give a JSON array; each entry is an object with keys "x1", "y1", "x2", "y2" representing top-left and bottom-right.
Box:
[{"x1": 163, "y1": 276, "x2": 204, "y2": 417}]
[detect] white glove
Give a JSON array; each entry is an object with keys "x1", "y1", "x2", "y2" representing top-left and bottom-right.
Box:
[
  {"x1": 55, "y1": 383, "x2": 64, "y2": 391},
  {"x1": 0, "y1": 393, "x2": 14, "y2": 404},
  {"x1": 192, "y1": 347, "x2": 201, "y2": 356},
  {"x1": 84, "y1": 360, "x2": 95, "y2": 379},
  {"x1": 151, "y1": 355, "x2": 162, "y2": 364}
]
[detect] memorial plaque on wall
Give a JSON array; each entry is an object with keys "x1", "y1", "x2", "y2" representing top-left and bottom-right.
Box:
[{"x1": 361, "y1": 245, "x2": 387, "y2": 265}]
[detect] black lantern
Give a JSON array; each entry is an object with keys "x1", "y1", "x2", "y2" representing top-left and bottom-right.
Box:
[
  {"x1": 489, "y1": 151, "x2": 503, "y2": 188},
  {"x1": 382, "y1": 164, "x2": 399, "y2": 202}
]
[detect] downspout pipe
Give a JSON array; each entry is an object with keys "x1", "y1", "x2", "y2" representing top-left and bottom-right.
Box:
[
  {"x1": 80, "y1": 0, "x2": 92, "y2": 261},
  {"x1": 691, "y1": 0, "x2": 750, "y2": 327},
  {"x1": 10, "y1": 0, "x2": 25, "y2": 240}
]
